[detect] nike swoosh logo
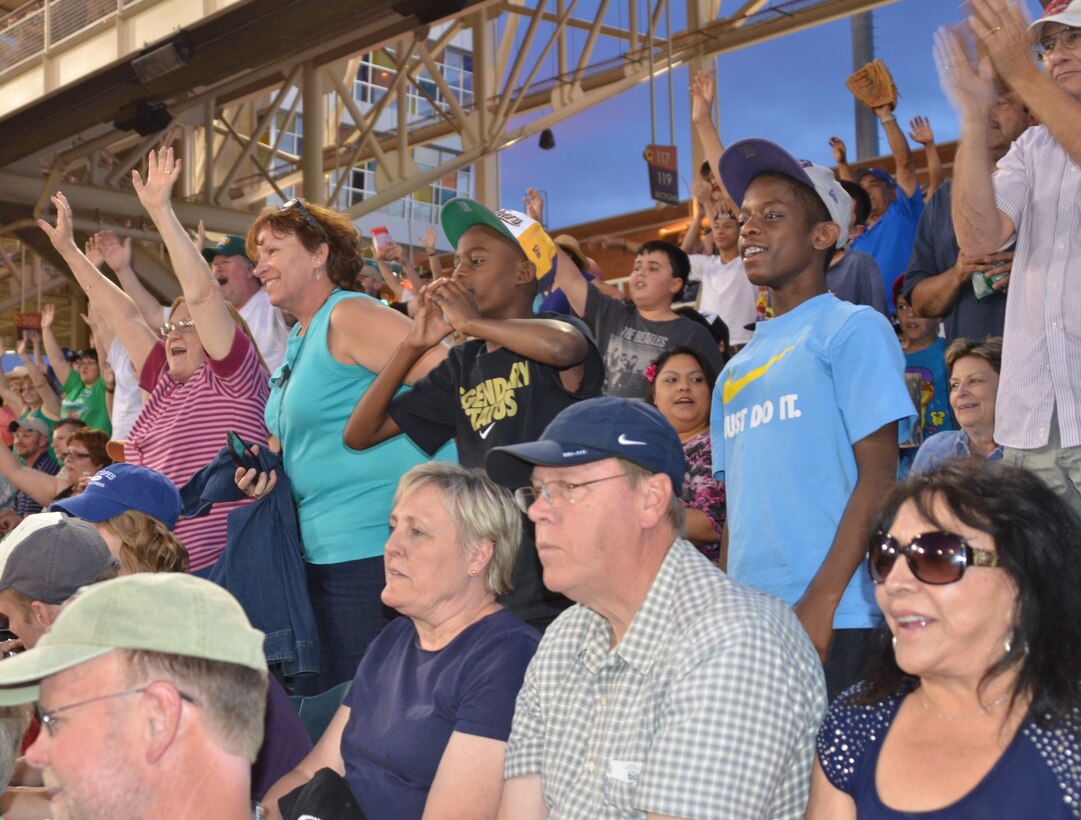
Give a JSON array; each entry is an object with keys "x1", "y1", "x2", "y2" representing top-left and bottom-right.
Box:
[
  {"x1": 479, "y1": 423, "x2": 496, "y2": 439},
  {"x1": 722, "y1": 345, "x2": 796, "y2": 404},
  {"x1": 618, "y1": 434, "x2": 647, "y2": 446}
]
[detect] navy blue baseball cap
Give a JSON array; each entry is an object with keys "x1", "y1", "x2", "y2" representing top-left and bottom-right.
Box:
[
  {"x1": 485, "y1": 397, "x2": 684, "y2": 493},
  {"x1": 51, "y1": 464, "x2": 182, "y2": 530}
]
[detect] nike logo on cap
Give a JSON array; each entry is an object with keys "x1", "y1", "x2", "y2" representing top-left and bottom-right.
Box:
[{"x1": 618, "y1": 434, "x2": 646, "y2": 446}]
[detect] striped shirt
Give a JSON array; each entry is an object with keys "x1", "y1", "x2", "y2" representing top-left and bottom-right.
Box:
[
  {"x1": 127, "y1": 327, "x2": 269, "y2": 570},
  {"x1": 993, "y1": 126, "x2": 1081, "y2": 449},
  {"x1": 504, "y1": 539, "x2": 826, "y2": 819}
]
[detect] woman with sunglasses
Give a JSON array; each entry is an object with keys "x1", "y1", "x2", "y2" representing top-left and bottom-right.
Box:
[
  {"x1": 37, "y1": 148, "x2": 270, "y2": 573},
  {"x1": 806, "y1": 459, "x2": 1081, "y2": 818},
  {"x1": 236, "y1": 196, "x2": 449, "y2": 694}
]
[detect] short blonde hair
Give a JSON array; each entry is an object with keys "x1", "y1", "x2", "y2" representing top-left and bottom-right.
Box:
[{"x1": 394, "y1": 463, "x2": 522, "y2": 597}]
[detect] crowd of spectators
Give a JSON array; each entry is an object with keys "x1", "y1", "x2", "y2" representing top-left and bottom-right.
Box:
[{"x1": 0, "y1": 0, "x2": 1075, "y2": 817}]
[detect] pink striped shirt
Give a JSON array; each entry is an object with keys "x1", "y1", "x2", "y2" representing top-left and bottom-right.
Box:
[{"x1": 127, "y1": 328, "x2": 270, "y2": 570}]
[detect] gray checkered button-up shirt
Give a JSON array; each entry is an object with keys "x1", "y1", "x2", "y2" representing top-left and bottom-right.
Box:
[{"x1": 504, "y1": 538, "x2": 826, "y2": 819}]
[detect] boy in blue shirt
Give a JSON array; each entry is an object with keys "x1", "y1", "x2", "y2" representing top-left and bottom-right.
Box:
[{"x1": 711, "y1": 139, "x2": 915, "y2": 698}]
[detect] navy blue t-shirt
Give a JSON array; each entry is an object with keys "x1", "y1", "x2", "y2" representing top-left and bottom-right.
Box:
[{"x1": 340, "y1": 608, "x2": 539, "y2": 819}]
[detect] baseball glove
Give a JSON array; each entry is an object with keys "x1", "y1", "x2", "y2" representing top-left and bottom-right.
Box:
[{"x1": 845, "y1": 60, "x2": 897, "y2": 110}]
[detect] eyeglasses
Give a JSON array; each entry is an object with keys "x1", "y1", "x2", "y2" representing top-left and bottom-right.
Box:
[
  {"x1": 868, "y1": 530, "x2": 1002, "y2": 585},
  {"x1": 1033, "y1": 27, "x2": 1081, "y2": 63},
  {"x1": 513, "y1": 473, "x2": 626, "y2": 513},
  {"x1": 64, "y1": 450, "x2": 91, "y2": 461},
  {"x1": 36, "y1": 686, "x2": 199, "y2": 736},
  {"x1": 278, "y1": 198, "x2": 328, "y2": 243},
  {"x1": 158, "y1": 320, "x2": 196, "y2": 338}
]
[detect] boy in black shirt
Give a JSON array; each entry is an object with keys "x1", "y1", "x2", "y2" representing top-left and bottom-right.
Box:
[{"x1": 344, "y1": 198, "x2": 603, "y2": 627}]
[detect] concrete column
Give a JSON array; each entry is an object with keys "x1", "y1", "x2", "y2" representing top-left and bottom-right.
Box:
[
  {"x1": 301, "y1": 62, "x2": 325, "y2": 203},
  {"x1": 851, "y1": 11, "x2": 879, "y2": 161}
]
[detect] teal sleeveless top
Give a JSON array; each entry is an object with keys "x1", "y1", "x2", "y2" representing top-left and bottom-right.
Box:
[{"x1": 266, "y1": 289, "x2": 455, "y2": 564}]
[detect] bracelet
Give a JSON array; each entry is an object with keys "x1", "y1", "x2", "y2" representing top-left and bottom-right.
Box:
[
  {"x1": 105, "y1": 387, "x2": 115, "y2": 393},
  {"x1": 424, "y1": 248, "x2": 436, "y2": 255},
  {"x1": 879, "y1": 115, "x2": 896, "y2": 125}
]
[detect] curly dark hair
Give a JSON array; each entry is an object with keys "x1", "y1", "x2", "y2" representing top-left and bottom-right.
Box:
[
  {"x1": 855, "y1": 459, "x2": 1081, "y2": 726},
  {"x1": 246, "y1": 199, "x2": 363, "y2": 291}
]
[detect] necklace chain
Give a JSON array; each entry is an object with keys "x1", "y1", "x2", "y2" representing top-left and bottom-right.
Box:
[{"x1": 916, "y1": 687, "x2": 1011, "y2": 721}]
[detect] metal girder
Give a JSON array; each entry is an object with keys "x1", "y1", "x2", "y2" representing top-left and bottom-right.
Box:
[
  {"x1": 0, "y1": 0, "x2": 900, "y2": 336},
  {"x1": 181, "y1": 0, "x2": 900, "y2": 215}
]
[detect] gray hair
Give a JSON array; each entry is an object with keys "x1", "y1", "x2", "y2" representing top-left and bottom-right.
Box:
[
  {"x1": 394, "y1": 463, "x2": 522, "y2": 597},
  {"x1": 0, "y1": 704, "x2": 31, "y2": 788},
  {"x1": 620, "y1": 460, "x2": 687, "y2": 537}
]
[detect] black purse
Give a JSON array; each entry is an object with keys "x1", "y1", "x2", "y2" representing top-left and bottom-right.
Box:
[{"x1": 277, "y1": 767, "x2": 367, "y2": 820}]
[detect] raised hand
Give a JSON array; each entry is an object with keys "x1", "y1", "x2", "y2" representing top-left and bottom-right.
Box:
[
  {"x1": 968, "y1": 0, "x2": 1038, "y2": 87},
  {"x1": 40, "y1": 302, "x2": 55, "y2": 330},
  {"x1": 94, "y1": 231, "x2": 132, "y2": 273},
  {"x1": 419, "y1": 225, "x2": 438, "y2": 253},
  {"x1": 690, "y1": 70, "x2": 715, "y2": 123},
  {"x1": 908, "y1": 115, "x2": 935, "y2": 145},
  {"x1": 131, "y1": 147, "x2": 182, "y2": 215},
  {"x1": 15, "y1": 336, "x2": 27, "y2": 358},
  {"x1": 523, "y1": 188, "x2": 544, "y2": 223},
  {"x1": 84, "y1": 234, "x2": 105, "y2": 268},
  {"x1": 37, "y1": 192, "x2": 78, "y2": 253},
  {"x1": 691, "y1": 179, "x2": 711, "y2": 206},
  {"x1": 829, "y1": 136, "x2": 848, "y2": 164},
  {"x1": 426, "y1": 277, "x2": 482, "y2": 332},
  {"x1": 934, "y1": 25, "x2": 996, "y2": 118},
  {"x1": 196, "y1": 219, "x2": 207, "y2": 251},
  {"x1": 406, "y1": 283, "x2": 454, "y2": 349}
]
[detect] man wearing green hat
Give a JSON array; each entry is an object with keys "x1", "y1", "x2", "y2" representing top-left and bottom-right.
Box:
[
  {"x1": 0, "y1": 573, "x2": 268, "y2": 819},
  {"x1": 203, "y1": 235, "x2": 288, "y2": 371}
]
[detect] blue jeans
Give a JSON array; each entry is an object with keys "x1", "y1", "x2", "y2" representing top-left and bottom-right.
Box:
[{"x1": 294, "y1": 556, "x2": 393, "y2": 696}]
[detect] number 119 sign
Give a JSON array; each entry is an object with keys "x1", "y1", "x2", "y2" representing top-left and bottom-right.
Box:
[{"x1": 644, "y1": 144, "x2": 679, "y2": 205}]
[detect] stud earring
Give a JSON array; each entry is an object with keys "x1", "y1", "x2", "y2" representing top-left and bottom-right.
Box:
[{"x1": 891, "y1": 635, "x2": 897, "y2": 651}]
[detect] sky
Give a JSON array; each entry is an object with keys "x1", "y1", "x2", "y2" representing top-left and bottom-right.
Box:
[{"x1": 498, "y1": 0, "x2": 1045, "y2": 229}]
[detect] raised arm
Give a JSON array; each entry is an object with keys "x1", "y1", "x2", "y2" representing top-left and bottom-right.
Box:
[
  {"x1": 681, "y1": 183, "x2": 708, "y2": 254},
  {"x1": 875, "y1": 105, "x2": 919, "y2": 198},
  {"x1": 96, "y1": 231, "x2": 165, "y2": 330},
  {"x1": 971, "y1": 0, "x2": 1081, "y2": 165},
  {"x1": 830, "y1": 137, "x2": 853, "y2": 182},
  {"x1": 0, "y1": 338, "x2": 24, "y2": 416},
  {"x1": 37, "y1": 194, "x2": 159, "y2": 374},
  {"x1": 0, "y1": 441, "x2": 67, "y2": 507},
  {"x1": 420, "y1": 226, "x2": 444, "y2": 278},
  {"x1": 935, "y1": 26, "x2": 1017, "y2": 256},
  {"x1": 909, "y1": 116, "x2": 944, "y2": 198},
  {"x1": 19, "y1": 335, "x2": 60, "y2": 420},
  {"x1": 38, "y1": 304, "x2": 71, "y2": 386},
  {"x1": 690, "y1": 71, "x2": 727, "y2": 195},
  {"x1": 528, "y1": 189, "x2": 588, "y2": 316},
  {"x1": 131, "y1": 148, "x2": 235, "y2": 361}
]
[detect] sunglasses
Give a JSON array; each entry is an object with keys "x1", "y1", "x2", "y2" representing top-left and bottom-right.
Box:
[
  {"x1": 279, "y1": 198, "x2": 328, "y2": 242},
  {"x1": 868, "y1": 530, "x2": 1002, "y2": 585},
  {"x1": 158, "y1": 320, "x2": 196, "y2": 338}
]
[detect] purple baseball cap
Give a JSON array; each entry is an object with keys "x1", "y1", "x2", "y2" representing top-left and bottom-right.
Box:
[{"x1": 719, "y1": 138, "x2": 852, "y2": 248}]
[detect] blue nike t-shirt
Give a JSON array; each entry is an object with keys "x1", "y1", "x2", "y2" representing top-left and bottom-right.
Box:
[{"x1": 711, "y1": 294, "x2": 915, "y2": 629}]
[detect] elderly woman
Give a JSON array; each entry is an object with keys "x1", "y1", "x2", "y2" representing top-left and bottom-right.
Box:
[
  {"x1": 807, "y1": 460, "x2": 1081, "y2": 817},
  {"x1": 911, "y1": 337, "x2": 1002, "y2": 473},
  {"x1": 261, "y1": 463, "x2": 539, "y2": 820},
  {"x1": 237, "y1": 197, "x2": 449, "y2": 692},
  {"x1": 0, "y1": 426, "x2": 110, "y2": 507},
  {"x1": 646, "y1": 346, "x2": 726, "y2": 564},
  {"x1": 37, "y1": 147, "x2": 270, "y2": 572}
]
